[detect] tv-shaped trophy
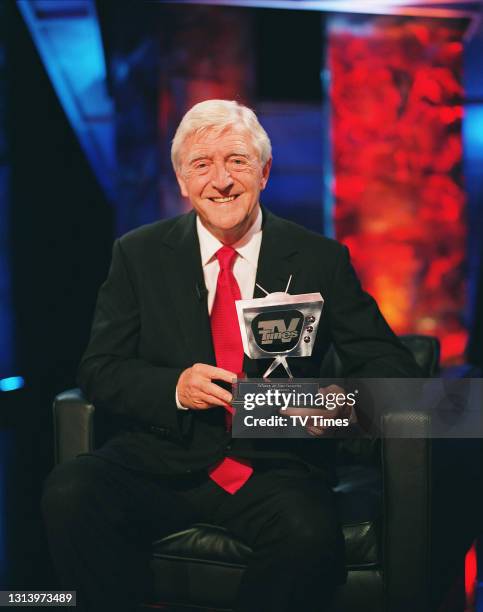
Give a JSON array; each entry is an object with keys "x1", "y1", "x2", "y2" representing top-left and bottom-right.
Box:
[{"x1": 235, "y1": 279, "x2": 324, "y2": 378}]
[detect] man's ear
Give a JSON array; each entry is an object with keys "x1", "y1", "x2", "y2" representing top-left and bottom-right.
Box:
[
  {"x1": 260, "y1": 157, "x2": 272, "y2": 190},
  {"x1": 175, "y1": 171, "x2": 189, "y2": 198}
]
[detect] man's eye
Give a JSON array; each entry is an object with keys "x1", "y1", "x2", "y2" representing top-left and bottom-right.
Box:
[
  {"x1": 229, "y1": 158, "x2": 248, "y2": 168},
  {"x1": 193, "y1": 162, "x2": 210, "y2": 172}
]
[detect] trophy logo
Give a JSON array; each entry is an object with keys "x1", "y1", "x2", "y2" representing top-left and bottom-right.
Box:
[
  {"x1": 236, "y1": 276, "x2": 324, "y2": 378},
  {"x1": 252, "y1": 310, "x2": 303, "y2": 351}
]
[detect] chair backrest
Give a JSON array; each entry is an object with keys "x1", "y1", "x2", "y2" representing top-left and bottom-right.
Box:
[
  {"x1": 321, "y1": 334, "x2": 440, "y2": 379},
  {"x1": 333, "y1": 334, "x2": 440, "y2": 466},
  {"x1": 399, "y1": 334, "x2": 440, "y2": 377}
]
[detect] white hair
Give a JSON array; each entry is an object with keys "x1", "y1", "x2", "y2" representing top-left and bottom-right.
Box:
[{"x1": 171, "y1": 99, "x2": 272, "y2": 172}]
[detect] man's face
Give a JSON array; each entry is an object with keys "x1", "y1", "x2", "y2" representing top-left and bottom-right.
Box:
[{"x1": 175, "y1": 126, "x2": 272, "y2": 241}]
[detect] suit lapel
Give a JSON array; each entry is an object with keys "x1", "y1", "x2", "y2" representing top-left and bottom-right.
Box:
[
  {"x1": 244, "y1": 208, "x2": 302, "y2": 376},
  {"x1": 254, "y1": 207, "x2": 301, "y2": 297},
  {"x1": 160, "y1": 207, "x2": 304, "y2": 371},
  {"x1": 161, "y1": 211, "x2": 216, "y2": 366}
]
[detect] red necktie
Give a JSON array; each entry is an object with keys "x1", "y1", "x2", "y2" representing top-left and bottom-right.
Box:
[{"x1": 208, "y1": 246, "x2": 253, "y2": 494}]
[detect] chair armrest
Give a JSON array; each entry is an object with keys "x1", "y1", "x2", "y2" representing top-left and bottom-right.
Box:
[
  {"x1": 382, "y1": 412, "x2": 431, "y2": 612},
  {"x1": 381, "y1": 411, "x2": 480, "y2": 612},
  {"x1": 53, "y1": 389, "x2": 95, "y2": 464},
  {"x1": 399, "y1": 334, "x2": 440, "y2": 377}
]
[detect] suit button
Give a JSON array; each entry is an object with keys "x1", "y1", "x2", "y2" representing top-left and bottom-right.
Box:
[{"x1": 226, "y1": 444, "x2": 232, "y2": 451}]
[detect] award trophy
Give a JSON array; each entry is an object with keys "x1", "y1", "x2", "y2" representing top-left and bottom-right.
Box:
[{"x1": 235, "y1": 277, "x2": 324, "y2": 378}]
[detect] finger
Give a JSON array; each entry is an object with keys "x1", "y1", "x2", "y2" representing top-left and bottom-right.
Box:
[
  {"x1": 306, "y1": 425, "x2": 326, "y2": 437},
  {"x1": 283, "y1": 406, "x2": 348, "y2": 419},
  {"x1": 190, "y1": 399, "x2": 212, "y2": 410},
  {"x1": 202, "y1": 381, "x2": 233, "y2": 404},
  {"x1": 195, "y1": 364, "x2": 238, "y2": 383},
  {"x1": 315, "y1": 408, "x2": 344, "y2": 419},
  {"x1": 190, "y1": 391, "x2": 230, "y2": 410},
  {"x1": 281, "y1": 408, "x2": 323, "y2": 417},
  {"x1": 318, "y1": 384, "x2": 345, "y2": 394}
]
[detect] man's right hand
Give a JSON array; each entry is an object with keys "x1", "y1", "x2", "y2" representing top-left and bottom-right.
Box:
[{"x1": 176, "y1": 363, "x2": 236, "y2": 410}]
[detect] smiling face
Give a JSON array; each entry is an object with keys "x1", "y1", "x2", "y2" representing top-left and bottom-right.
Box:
[{"x1": 175, "y1": 126, "x2": 272, "y2": 243}]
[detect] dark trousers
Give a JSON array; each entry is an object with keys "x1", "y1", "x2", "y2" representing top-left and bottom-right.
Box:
[{"x1": 42, "y1": 454, "x2": 344, "y2": 612}]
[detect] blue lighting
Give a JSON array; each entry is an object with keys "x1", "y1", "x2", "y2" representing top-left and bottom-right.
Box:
[
  {"x1": 463, "y1": 104, "x2": 483, "y2": 161},
  {"x1": 0, "y1": 377, "x2": 24, "y2": 392},
  {"x1": 463, "y1": 102, "x2": 483, "y2": 329},
  {"x1": 17, "y1": 0, "x2": 115, "y2": 203}
]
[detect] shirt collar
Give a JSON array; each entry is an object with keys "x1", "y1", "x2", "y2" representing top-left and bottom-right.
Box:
[{"x1": 196, "y1": 206, "x2": 263, "y2": 267}]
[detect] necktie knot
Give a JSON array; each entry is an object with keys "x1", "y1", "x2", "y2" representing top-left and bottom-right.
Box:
[{"x1": 216, "y1": 245, "x2": 237, "y2": 271}]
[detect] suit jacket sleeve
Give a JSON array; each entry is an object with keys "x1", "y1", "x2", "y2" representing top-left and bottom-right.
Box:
[
  {"x1": 325, "y1": 244, "x2": 422, "y2": 377},
  {"x1": 77, "y1": 239, "x2": 186, "y2": 433}
]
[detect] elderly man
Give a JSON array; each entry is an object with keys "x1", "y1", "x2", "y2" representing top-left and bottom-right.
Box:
[{"x1": 42, "y1": 100, "x2": 420, "y2": 612}]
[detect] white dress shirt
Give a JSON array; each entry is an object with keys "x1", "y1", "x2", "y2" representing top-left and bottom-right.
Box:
[
  {"x1": 176, "y1": 207, "x2": 263, "y2": 409},
  {"x1": 197, "y1": 207, "x2": 263, "y2": 313}
]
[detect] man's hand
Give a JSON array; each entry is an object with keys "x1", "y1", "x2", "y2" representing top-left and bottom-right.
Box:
[
  {"x1": 282, "y1": 385, "x2": 355, "y2": 436},
  {"x1": 177, "y1": 363, "x2": 236, "y2": 410}
]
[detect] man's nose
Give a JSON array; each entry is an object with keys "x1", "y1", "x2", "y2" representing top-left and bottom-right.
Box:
[{"x1": 211, "y1": 162, "x2": 234, "y2": 190}]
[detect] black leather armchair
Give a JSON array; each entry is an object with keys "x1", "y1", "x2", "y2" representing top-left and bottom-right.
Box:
[{"x1": 52, "y1": 336, "x2": 479, "y2": 612}]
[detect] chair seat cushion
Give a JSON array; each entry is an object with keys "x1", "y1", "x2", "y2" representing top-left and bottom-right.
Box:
[
  {"x1": 152, "y1": 464, "x2": 382, "y2": 571},
  {"x1": 153, "y1": 524, "x2": 250, "y2": 568},
  {"x1": 334, "y1": 464, "x2": 381, "y2": 569}
]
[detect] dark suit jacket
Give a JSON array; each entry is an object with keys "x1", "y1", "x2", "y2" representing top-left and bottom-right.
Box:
[{"x1": 78, "y1": 207, "x2": 420, "y2": 479}]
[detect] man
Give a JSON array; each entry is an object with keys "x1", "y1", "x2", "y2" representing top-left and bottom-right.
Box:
[{"x1": 42, "y1": 100, "x2": 420, "y2": 612}]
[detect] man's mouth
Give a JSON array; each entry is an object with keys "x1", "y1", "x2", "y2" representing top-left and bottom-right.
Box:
[{"x1": 208, "y1": 194, "x2": 240, "y2": 203}]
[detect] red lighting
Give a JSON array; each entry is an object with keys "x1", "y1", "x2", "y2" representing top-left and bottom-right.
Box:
[
  {"x1": 465, "y1": 541, "x2": 477, "y2": 609},
  {"x1": 329, "y1": 16, "x2": 467, "y2": 364}
]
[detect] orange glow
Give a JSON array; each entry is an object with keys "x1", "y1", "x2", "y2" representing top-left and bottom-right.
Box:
[{"x1": 329, "y1": 16, "x2": 468, "y2": 365}]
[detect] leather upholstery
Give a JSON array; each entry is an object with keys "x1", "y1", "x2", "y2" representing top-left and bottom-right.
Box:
[
  {"x1": 52, "y1": 335, "x2": 477, "y2": 611},
  {"x1": 322, "y1": 334, "x2": 440, "y2": 379},
  {"x1": 147, "y1": 463, "x2": 382, "y2": 609},
  {"x1": 53, "y1": 390, "x2": 95, "y2": 464},
  {"x1": 334, "y1": 465, "x2": 381, "y2": 569},
  {"x1": 154, "y1": 524, "x2": 251, "y2": 566},
  {"x1": 400, "y1": 334, "x2": 440, "y2": 377}
]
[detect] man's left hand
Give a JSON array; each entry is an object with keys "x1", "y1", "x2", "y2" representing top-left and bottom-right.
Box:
[{"x1": 281, "y1": 385, "x2": 355, "y2": 437}]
